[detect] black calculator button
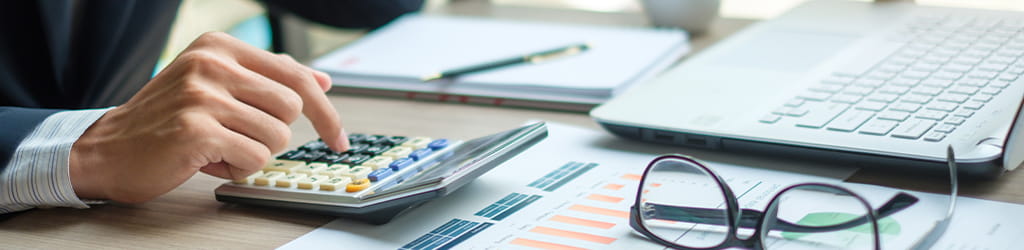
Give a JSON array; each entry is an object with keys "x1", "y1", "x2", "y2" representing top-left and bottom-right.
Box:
[
  {"x1": 361, "y1": 144, "x2": 393, "y2": 156},
  {"x1": 380, "y1": 136, "x2": 409, "y2": 146},
  {"x1": 347, "y1": 133, "x2": 368, "y2": 144},
  {"x1": 299, "y1": 141, "x2": 329, "y2": 152},
  {"x1": 340, "y1": 154, "x2": 373, "y2": 165},
  {"x1": 276, "y1": 150, "x2": 306, "y2": 161},
  {"x1": 344, "y1": 143, "x2": 370, "y2": 154},
  {"x1": 299, "y1": 150, "x2": 327, "y2": 163},
  {"x1": 316, "y1": 153, "x2": 349, "y2": 164},
  {"x1": 360, "y1": 135, "x2": 387, "y2": 144}
]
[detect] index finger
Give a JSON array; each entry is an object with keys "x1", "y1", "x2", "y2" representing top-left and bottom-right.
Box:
[{"x1": 201, "y1": 32, "x2": 350, "y2": 152}]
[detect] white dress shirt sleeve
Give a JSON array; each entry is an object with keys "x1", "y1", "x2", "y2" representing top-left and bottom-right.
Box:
[{"x1": 0, "y1": 108, "x2": 113, "y2": 214}]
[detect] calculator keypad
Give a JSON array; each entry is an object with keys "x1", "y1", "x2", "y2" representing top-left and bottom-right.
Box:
[{"x1": 231, "y1": 134, "x2": 454, "y2": 195}]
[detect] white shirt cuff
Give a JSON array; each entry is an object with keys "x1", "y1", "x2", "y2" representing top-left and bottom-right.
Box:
[{"x1": 0, "y1": 107, "x2": 113, "y2": 213}]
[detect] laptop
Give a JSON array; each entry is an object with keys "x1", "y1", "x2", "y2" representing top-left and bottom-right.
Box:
[{"x1": 591, "y1": 0, "x2": 1024, "y2": 178}]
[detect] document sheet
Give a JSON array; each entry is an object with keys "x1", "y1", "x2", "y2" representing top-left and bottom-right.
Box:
[{"x1": 281, "y1": 122, "x2": 1020, "y2": 250}]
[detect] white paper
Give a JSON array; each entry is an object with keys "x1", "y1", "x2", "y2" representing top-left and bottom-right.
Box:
[{"x1": 312, "y1": 14, "x2": 689, "y2": 103}]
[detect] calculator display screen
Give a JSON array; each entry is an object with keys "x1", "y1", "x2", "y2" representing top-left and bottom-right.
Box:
[{"x1": 369, "y1": 122, "x2": 547, "y2": 198}]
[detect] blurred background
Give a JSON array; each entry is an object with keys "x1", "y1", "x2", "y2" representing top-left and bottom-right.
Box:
[{"x1": 159, "y1": 0, "x2": 1024, "y2": 73}]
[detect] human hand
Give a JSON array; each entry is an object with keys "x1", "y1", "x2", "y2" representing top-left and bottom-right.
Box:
[{"x1": 68, "y1": 32, "x2": 349, "y2": 203}]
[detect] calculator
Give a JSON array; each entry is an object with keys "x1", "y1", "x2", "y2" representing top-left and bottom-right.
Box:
[{"x1": 215, "y1": 122, "x2": 547, "y2": 224}]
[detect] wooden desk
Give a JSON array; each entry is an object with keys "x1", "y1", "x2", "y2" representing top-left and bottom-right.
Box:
[{"x1": 3, "y1": 1, "x2": 1023, "y2": 248}]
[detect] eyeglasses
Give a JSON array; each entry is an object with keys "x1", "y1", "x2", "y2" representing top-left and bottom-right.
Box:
[{"x1": 629, "y1": 148, "x2": 959, "y2": 250}]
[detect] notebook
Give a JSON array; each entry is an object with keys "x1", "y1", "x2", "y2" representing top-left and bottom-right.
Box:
[
  {"x1": 591, "y1": 0, "x2": 1024, "y2": 178},
  {"x1": 312, "y1": 14, "x2": 689, "y2": 112}
]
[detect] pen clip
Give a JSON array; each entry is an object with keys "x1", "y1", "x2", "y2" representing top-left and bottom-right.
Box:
[{"x1": 527, "y1": 44, "x2": 588, "y2": 64}]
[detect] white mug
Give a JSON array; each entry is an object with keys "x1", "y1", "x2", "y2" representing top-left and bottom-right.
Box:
[{"x1": 640, "y1": 0, "x2": 721, "y2": 34}]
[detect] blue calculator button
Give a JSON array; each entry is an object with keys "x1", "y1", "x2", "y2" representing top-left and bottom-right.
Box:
[
  {"x1": 409, "y1": 148, "x2": 433, "y2": 161},
  {"x1": 389, "y1": 158, "x2": 415, "y2": 171},
  {"x1": 368, "y1": 168, "x2": 394, "y2": 182},
  {"x1": 427, "y1": 139, "x2": 450, "y2": 150}
]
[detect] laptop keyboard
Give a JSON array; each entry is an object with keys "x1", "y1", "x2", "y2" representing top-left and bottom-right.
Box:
[{"x1": 761, "y1": 14, "x2": 1024, "y2": 142}]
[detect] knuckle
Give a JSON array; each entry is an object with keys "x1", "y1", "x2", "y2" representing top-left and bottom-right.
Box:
[
  {"x1": 197, "y1": 31, "x2": 232, "y2": 44},
  {"x1": 177, "y1": 50, "x2": 225, "y2": 74},
  {"x1": 270, "y1": 122, "x2": 292, "y2": 152},
  {"x1": 280, "y1": 91, "x2": 303, "y2": 122}
]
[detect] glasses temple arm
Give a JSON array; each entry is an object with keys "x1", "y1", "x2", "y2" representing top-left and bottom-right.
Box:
[{"x1": 645, "y1": 192, "x2": 919, "y2": 233}]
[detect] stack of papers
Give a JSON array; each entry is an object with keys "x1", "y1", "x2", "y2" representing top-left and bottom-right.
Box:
[{"x1": 312, "y1": 14, "x2": 689, "y2": 111}]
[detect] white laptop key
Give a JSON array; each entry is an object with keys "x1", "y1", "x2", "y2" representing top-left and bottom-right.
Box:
[
  {"x1": 891, "y1": 118, "x2": 937, "y2": 139},
  {"x1": 856, "y1": 101, "x2": 888, "y2": 112},
  {"x1": 795, "y1": 103, "x2": 850, "y2": 128},
  {"x1": 859, "y1": 119, "x2": 899, "y2": 135},
  {"x1": 890, "y1": 102, "x2": 922, "y2": 112},
  {"x1": 827, "y1": 110, "x2": 874, "y2": 132},
  {"x1": 934, "y1": 123, "x2": 957, "y2": 133},
  {"x1": 902, "y1": 94, "x2": 932, "y2": 104},
  {"x1": 878, "y1": 110, "x2": 911, "y2": 121},
  {"x1": 916, "y1": 110, "x2": 949, "y2": 120},
  {"x1": 963, "y1": 101, "x2": 985, "y2": 110},
  {"x1": 923, "y1": 131, "x2": 947, "y2": 142},
  {"x1": 927, "y1": 102, "x2": 959, "y2": 112},
  {"x1": 759, "y1": 114, "x2": 782, "y2": 124},
  {"x1": 937, "y1": 93, "x2": 970, "y2": 103},
  {"x1": 797, "y1": 91, "x2": 832, "y2": 101}
]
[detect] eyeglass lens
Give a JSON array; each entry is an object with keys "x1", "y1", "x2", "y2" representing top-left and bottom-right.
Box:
[
  {"x1": 760, "y1": 185, "x2": 879, "y2": 250},
  {"x1": 638, "y1": 158, "x2": 731, "y2": 248}
]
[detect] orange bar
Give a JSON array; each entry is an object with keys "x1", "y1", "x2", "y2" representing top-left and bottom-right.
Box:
[
  {"x1": 650, "y1": 183, "x2": 662, "y2": 188},
  {"x1": 530, "y1": 226, "x2": 617, "y2": 244},
  {"x1": 510, "y1": 238, "x2": 588, "y2": 250},
  {"x1": 549, "y1": 215, "x2": 615, "y2": 229},
  {"x1": 569, "y1": 204, "x2": 629, "y2": 218},
  {"x1": 603, "y1": 184, "x2": 624, "y2": 190},
  {"x1": 586, "y1": 194, "x2": 624, "y2": 203},
  {"x1": 621, "y1": 174, "x2": 642, "y2": 181}
]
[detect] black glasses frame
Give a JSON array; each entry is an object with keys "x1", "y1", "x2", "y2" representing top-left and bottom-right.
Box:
[{"x1": 629, "y1": 154, "x2": 920, "y2": 250}]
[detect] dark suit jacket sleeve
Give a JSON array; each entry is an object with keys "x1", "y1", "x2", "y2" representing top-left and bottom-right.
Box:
[
  {"x1": 0, "y1": 107, "x2": 62, "y2": 170},
  {"x1": 261, "y1": 0, "x2": 425, "y2": 29}
]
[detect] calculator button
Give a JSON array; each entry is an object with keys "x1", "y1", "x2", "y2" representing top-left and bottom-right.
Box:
[
  {"x1": 299, "y1": 141, "x2": 329, "y2": 152},
  {"x1": 297, "y1": 175, "x2": 329, "y2": 190},
  {"x1": 298, "y1": 150, "x2": 327, "y2": 163},
  {"x1": 347, "y1": 133, "x2": 368, "y2": 143},
  {"x1": 382, "y1": 146, "x2": 414, "y2": 158},
  {"x1": 295, "y1": 162, "x2": 328, "y2": 174},
  {"x1": 427, "y1": 139, "x2": 450, "y2": 150},
  {"x1": 264, "y1": 160, "x2": 305, "y2": 173},
  {"x1": 361, "y1": 156, "x2": 394, "y2": 170},
  {"x1": 277, "y1": 173, "x2": 307, "y2": 187},
  {"x1": 254, "y1": 171, "x2": 286, "y2": 186},
  {"x1": 360, "y1": 135, "x2": 387, "y2": 144},
  {"x1": 361, "y1": 144, "x2": 393, "y2": 156},
  {"x1": 346, "y1": 178, "x2": 372, "y2": 192},
  {"x1": 381, "y1": 136, "x2": 409, "y2": 146},
  {"x1": 233, "y1": 170, "x2": 264, "y2": 184},
  {"x1": 368, "y1": 168, "x2": 394, "y2": 182},
  {"x1": 389, "y1": 158, "x2": 414, "y2": 171},
  {"x1": 409, "y1": 148, "x2": 433, "y2": 161},
  {"x1": 276, "y1": 150, "x2": 306, "y2": 161},
  {"x1": 320, "y1": 177, "x2": 352, "y2": 191},
  {"x1": 340, "y1": 154, "x2": 373, "y2": 166},
  {"x1": 319, "y1": 164, "x2": 351, "y2": 177},
  {"x1": 344, "y1": 144, "x2": 370, "y2": 155},
  {"x1": 316, "y1": 153, "x2": 349, "y2": 165},
  {"x1": 402, "y1": 137, "x2": 433, "y2": 149},
  {"x1": 341, "y1": 166, "x2": 373, "y2": 180}
]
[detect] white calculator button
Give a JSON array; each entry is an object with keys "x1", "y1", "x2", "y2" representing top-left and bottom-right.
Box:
[
  {"x1": 382, "y1": 146, "x2": 414, "y2": 158},
  {"x1": 319, "y1": 177, "x2": 353, "y2": 191},
  {"x1": 297, "y1": 175, "x2": 329, "y2": 190},
  {"x1": 361, "y1": 156, "x2": 394, "y2": 170},
  {"x1": 295, "y1": 162, "x2": 329, "y2": 174},
  {"x1": 341, "y1": 166, "x2": 373, "y2": 180},
  {"x1": 253, "y1": 171, "x2": 286, "y2": 186},
  {"x1": 321, "y1": 163, "x2": 354, "y2": 177},
  {"x1": 263, "y1": 160, "x2": 306, "y2": 173},
  {"x1": 401, "y1": 137, "x2": 433, "y2": 149},
  {"x1": 276, "y1": 173, "x2": 308, "y2": 187}
]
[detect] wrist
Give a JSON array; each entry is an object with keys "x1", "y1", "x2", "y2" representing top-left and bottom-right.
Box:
[{"x1": 69, "y1": 117, "x2": 110, "y2": 200}]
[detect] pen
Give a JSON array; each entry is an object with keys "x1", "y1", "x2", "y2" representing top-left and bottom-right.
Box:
[{"x1": 421, "y1": 43, "x2": 590, "y2": 82}]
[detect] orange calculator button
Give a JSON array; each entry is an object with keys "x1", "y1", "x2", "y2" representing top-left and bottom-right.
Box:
[{"x1": 346, "y1": 178, "x2": 372, "y2": 192}]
